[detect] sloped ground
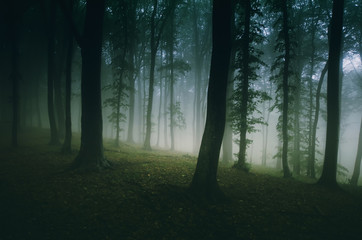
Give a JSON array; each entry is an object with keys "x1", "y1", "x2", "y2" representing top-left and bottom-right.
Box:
[{"x1": 0, "y1": 129, "x2": 361, "y2": 240}]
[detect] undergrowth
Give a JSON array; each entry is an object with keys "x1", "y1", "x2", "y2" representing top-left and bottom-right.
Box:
[{"x1": 0, "y1": 128, "x2": 361, "y2": 239}]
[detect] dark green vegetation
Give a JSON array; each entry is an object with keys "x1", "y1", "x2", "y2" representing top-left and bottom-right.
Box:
[{"x1": 1, "y1": 129, "x2": 361, "y2": 240}]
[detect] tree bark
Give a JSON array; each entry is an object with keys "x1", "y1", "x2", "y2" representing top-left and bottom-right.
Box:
[
  {"x1": 169, "y1": 17, "x2": 175, "y2": 151},
  {"x1": 189, "y1": 0, "x2": 232, "y2": 199},
  {"x1": 310, "y1": 62, "x2": 328, "y2": 178},
  {"x1": 281, "y1": 0, "x2": 292, "y2": 178},
  {"x1": 318, "y1": 0, "x2": 344, "y2": 187},
  {"x1": 235, "y1": 0, "x2": 251, "y2": 170},
  {"x1": 73, "y1": 0, "x2": 109, "y2": 170},
  {"x1": 62, "y1": 33, "x2": 73, "y2": 154},
  {"x1": 47, "y1": 0, "x2": 60, "y2": 145}
]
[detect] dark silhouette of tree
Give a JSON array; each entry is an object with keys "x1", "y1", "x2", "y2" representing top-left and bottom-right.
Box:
[
  {"x1": 61, "y1": 0, "x2": 75, "y2": 154},
  {"x1": 46, "y1": 0, "x2": 60, "y2": 145},
  {"x1": 280, "y1": 0, "x2": 292, "y2": 178},
  {"x1": 318, "y1": 0, "x2": 344, "y2": 187},
  {"x1": 189, "y1": 0, "x2": 232, "y2": 199},
  {"x1": 58, "y1": 0, "x2": 109, "y2": 169},
  {"x1": 144, "y1": 0, "x2": 177, "y2": 150},
  {"x1": 309, "y1": 62, "x2": 328, "y2": 178},
  {"x1": 7, "y1": 2, "x2": 22, "y2": 147}
]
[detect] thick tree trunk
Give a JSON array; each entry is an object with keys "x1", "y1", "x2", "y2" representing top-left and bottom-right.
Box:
[
  {"x1": 189, "y1": 0, "x2": 232, "y2": 199},
  {"x1": 318, "y1": 0, "x2": 344, "y2": 187},
  {"x1": 73, "y1": 0, "x2": 109, "y2": 170},
  {"x1": 351, "y1": 117, "x2": 362, "y2": 186},
  {"x1": 281, "y1": 0, "x2": 292, "y2": 178}
]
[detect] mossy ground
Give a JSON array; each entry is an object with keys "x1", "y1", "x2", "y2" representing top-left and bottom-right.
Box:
[{"x1": 0, "y1": 128, "x2": 361, "y2": 239}]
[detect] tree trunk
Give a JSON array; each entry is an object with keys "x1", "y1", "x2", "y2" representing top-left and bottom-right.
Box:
[
  {"x1": 126, "y1": 2, "x2": 137, "y2": 144},
  {"x1": 54, "y1": 47, "x2": 66, "y2": 139},
  {"x1": 127, "y1": 54, "x2": 136, "y2": 143},
  {"x1": 281, "y1": 0, "x2": 292, "y2": 178},
  {"x1": 189, "y1": 0, "x2": 232, "y2": 199},
  {"x1": 235, "y1": 0, "x2": 251, "y2": 170},
  {"x1": 191, "y1": 0, "x2": 204, "y2": 153},
  {"x1": 62, "y1": 34, "x2": 73, "y2": 154},
  {"x1": 293, "y1": 72, "x2": 301, "y2": 175},
  {"x1": 318, "y1": 0, "x2": 344, "y2": 187},
  {"x1": 222, "y1": 0, "x2": 235, "y2": 163},
  {"x1": 351, "y1": 117, "x2": 362, "y2": 186},
  {"x1": 47, "y1": 0, "x2": 60, "y2": 145},
  {"x1": 310, "y1": 62, "x2": 328, "y2": 178},
  {"x1": 73, "y1": 0, "x2": 109, "y2": 170},
  {"x1": 144, "y1": 0, "x2": 158, "y2": 150},
  {"x1": 156, "y1": 65, "x2": 163, "y2": 147},
  {"x1": 169, "y1": 17, "x2": 175, "y2": 151},
  {"x1": 262, "y1": 79, "x2": 272, "y2": 166}
]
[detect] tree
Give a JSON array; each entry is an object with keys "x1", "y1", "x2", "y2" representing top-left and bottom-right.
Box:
[
  {"x1": 46, "y1": 0, "x2": 60, "y2": 145},
  {"x1": 318, "y1": 0, "x2": 344, "y2": 187},
  {"x1": 280, "y1": 0, "x2": 292, "y2": 178},
  {"x1": 231, "y1": 0, "x2": 266, "y2": 171},
  {"x1": 7, "y1": 2, "x2": 21, "y2": 147},
  {"x1": 189, "y1": 0, "x2": 232, "y2": 199},
  {"x1": 144, "y1": 0, "x2": 177, "y2": 150},
  {"x1": 61, "y1": 0, "x2": 75, "y2": 154},
  {"x1": 61, "y1": 0, "x2": 110, "y2": 170},
  {"x1": 309, "y1": 62, "x2": 328, "y2": 178}
]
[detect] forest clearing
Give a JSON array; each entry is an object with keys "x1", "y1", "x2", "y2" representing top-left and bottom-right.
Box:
[{"x1": 0, "y1": 129, "x2": 361, "y2": 240}]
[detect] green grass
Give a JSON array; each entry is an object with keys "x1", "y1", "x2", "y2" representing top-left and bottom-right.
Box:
[{"x1": 0, "y1": 128, "x2": 362, "y2": 239}]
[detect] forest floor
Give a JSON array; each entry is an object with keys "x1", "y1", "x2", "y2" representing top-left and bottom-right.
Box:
[{"x1": 0, "y1": 128, "x2": 362, "y2": 240}]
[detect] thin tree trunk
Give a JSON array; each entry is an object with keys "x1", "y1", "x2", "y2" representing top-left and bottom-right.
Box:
[
  {"x1": 62, "y1": 34, "x2": 73, "y2": 154},
  {"x1": 235, "y1": 0, "x2": 251, "y2": 170},
  {"x1": 310, "y1": 62, "x2": 328, "y2": 178},
  {"x1": 262, "y1": 79, "x2": 272, "y2": 166},
  {"x1": 293, "y1": 72, "x2": 301, "y2": 175},
  {"x1": 144, "y1": 0, "x2": 158, "y2": 150},
  {"x1": 222, "y1": 0, "x2": 236, "y2": 163},
  {"x1": 47, "y1": 0, "x2": 60, "y2": 145},
  {"x1": 169, "y1": 17, "x2": 175, "y2": 151},
  {"x1": 156, "y1": 69, "x2": 163, "y2": 147}
]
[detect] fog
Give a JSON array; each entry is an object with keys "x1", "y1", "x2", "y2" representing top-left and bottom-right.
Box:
[{"x1": 1, "y1": 0, "x2": 361, "y2": 183}]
